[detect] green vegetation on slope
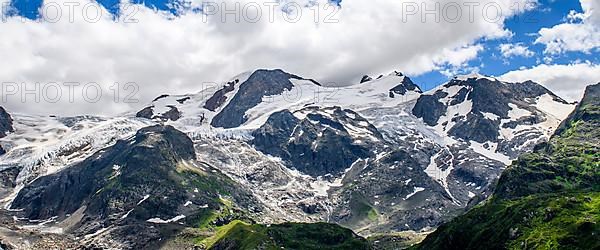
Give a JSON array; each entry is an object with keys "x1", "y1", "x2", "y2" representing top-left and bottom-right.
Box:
[
  {"x1": 205, "y1": 221, "x2": 370, "y2": 250},
  {"x1": 368, "y1": 231, "x2": 429, "y2": 250},
  {"x1": 415, "y1": 83, "x2": 600, "y2": 250},
  {"x1": 416, "y1": 192, "x2": 600, "y2": 250}
]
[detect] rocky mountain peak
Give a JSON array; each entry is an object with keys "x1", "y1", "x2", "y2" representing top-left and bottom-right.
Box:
[
  {"x1": 413, "y1": 77, "x2": 573, "y2": 145},
  {"x1": 389, "y1": 75, "x2": 422, "y2": 97},
  {"x1": 211, "y1": 69, "x2": 320, "y2": 128}
]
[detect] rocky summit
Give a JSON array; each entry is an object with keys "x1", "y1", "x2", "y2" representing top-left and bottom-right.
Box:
[{"x1": 0, "y1": 69, "x2": 592, "y2": 250}]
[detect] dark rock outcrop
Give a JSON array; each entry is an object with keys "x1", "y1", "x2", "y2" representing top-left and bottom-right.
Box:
[
  {"x1": 252, "y1": 107, "x2": 381, "y2": 177},
  {"x1": 448, "y1": 113, "x2": 500, "y2": 143},
  {"x1": 389, "y1": 76, "x2": 422, "y2": 96},
  {"x1": 135, "y1": 106, "x2": 154, "y2": 119},
  {"x1": 12, "y1": 125, "x2": 195, "y2": 220},
  {"x1": 360, "y1": 75, "x2": 373, "y2": 83},
  {"x1": 135, "y1": 106, "x2": 181, "y2": 121},
  {"x1": 0, "y1": 166, "x2": 19, "y2": 199},
  {"x1": 176, "y1": 96, "x2": 190, "y2": 104},
  {"x1": 161, "y1": 106, "x2": 181, "y2": 121},
  {"x1": 0, "y1": 107, "x2": 14, "y2": 138},
  {"x1": 204, "y1": 79, "x2": 238, "y2": 111},
  {"x1": 412, "y1": 91, "x2": 448, "y2": 126},
  {"x1": 152, "y1": 94, "x2": 170, "y2": 102},
  {"x1": 211, "y1": 69, "x2": 318, "y2": 128}
]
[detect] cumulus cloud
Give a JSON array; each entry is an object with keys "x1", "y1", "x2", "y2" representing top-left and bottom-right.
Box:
[
  {"x1": 499, "y1": 62, "x2": 600, "y2": 102},
  {"x1": 0, "y1": 0, "x2": 534, "y2": 115},
  {"x1": 499, "y1": 43, "x2": 534, "y2": 58},
  {"x1": 535, "y1": 0, "x2": 600, "y2": 54}
]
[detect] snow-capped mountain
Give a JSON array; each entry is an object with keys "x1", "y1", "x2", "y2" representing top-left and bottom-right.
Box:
[
  {"x1": 413, "y1": 73, "x2": 573, "y2": 159},
  {"x1": 132, "y1": 69, "x2": 573, "y2": 234},
  {"x1": 0, "y1": 69, "x2": 576, "y2": 248},
  {"x1": 133, "y1": 69, "x2": 423, "y2": 132}
]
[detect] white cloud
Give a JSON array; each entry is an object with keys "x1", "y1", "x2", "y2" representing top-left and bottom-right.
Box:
[
  {"x1": 535, "y1": 0, "x2": 600, "y2": 54},
  {"x1": 499, "y1": 63, "x2": 600, "y2": 102},
  {"x1": 0, "y1": 0, "x2": 534, "y2": 115},
  {"x1": 499, "y1": 43, "x2": 534, "y2": 58}
]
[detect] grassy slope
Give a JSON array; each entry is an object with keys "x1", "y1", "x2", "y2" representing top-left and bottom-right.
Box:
[
  {"x1": 417, "y1": 192, "x2": 600, "y2": 250},
  {"x1": 415, "y1": 83, "x2": 600, "y2": 250},
  {"x1": 368, "y1": 231, "x2": 429, "y2": 250},
  {"x1": 204, "y1": 221, "x2": 370, "y2": 250}
]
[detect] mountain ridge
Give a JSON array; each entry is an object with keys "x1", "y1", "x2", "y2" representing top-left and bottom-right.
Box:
[{"x1": 0, "y1": 68, "x2": 584, "y2": 249}]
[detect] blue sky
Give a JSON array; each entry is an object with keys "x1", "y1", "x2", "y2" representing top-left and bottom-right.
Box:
[{"x1": 412, "y1": 0, "x2": 598, "y2": 91}]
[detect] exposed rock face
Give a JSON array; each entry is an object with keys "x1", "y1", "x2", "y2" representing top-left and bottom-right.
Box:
[
  {"x1": 176, "y1": 96, "x2": 190, "y2": 104},
  {"x1": 152, "y1": 94, "x2": 170, "y2": 102},
  {"x1": 12, "y1": 125, "x2": 195, "y2": 219},
  {"x1": 412, "y1": 76, "x2": 570, "y2": 144},
  {"x1": 389, "y1": 76, "x2": 422, "y2": 96},
  {"x1": 326, "y1": 133, "x2": 505, "y2": 234},
  {"x1": 0, "y1": 107, "x2": 14, "y2": 138},
  {"x1": 0, "y1": 107, "x2": 14, "y2": 157},
  {"x1": 204, "y1": 79, "x2": 238, "y2": 111},
  {"x1": 329, "y1": 149, "x2": 454, "y2": 232},
  {"x1": 360, "y1": 75, "x2": 373, "y2": 83},
  {"x1": 135, "y1": 105, "x2": 181, "y2": 121},
  {"x1": 252, "y1": 107, "x2": 382, "y2": 177},
  {"x1": 212, "y1": 69, "x2": 318, "y2": 128},
  {"x1": 0, "y1": 166, "x2": 19, "y2": 199},
  {"x1": 447, "y1": 112, "x2": 500, "y2": 143},
  {"x1": 135, "y1": 106, "x2": 154, "y2": 119},
  {"x1": 412, "y1": 91, "x2": 448, "y2": 126},
  {"x1": 10, "y1": 125, "x2": 258, "y2": 248},
  {"x1": 161, "y1": 106, "x2": 182, "y2": 121}
]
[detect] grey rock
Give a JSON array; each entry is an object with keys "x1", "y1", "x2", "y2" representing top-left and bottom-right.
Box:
[
  {"x1": 252, "y1": 107, "x2": 381, "y2": 177},
  {"x1": 360, "y1": 75, "x2": 373, "y2": 83},
  {"x1": 212, "y1": 69, "x2": 319, "y2": 128},
  {"x1": 0, "y1": 107, "x2": 14, "y2": 138},
  {"x1": 412, "y1": 91, "x2": 448, "y2": 126},
  {"x1": 389, "y1": 76, "x2": 422, "y2": 96},
  {"x1": 204, "y1": 79, "x2": 237, "y2": 111}
]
